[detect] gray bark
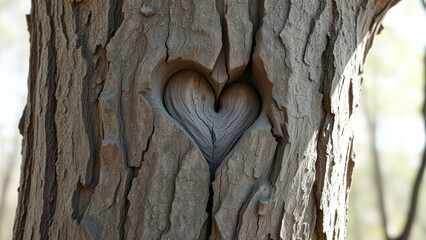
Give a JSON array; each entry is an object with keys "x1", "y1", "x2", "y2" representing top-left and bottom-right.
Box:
[{"x1": 14, "y1": 0, "x2": 398, "y2": 239}]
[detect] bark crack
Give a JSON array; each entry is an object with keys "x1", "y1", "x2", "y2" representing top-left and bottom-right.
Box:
[
  {"x1": 313, "y1": 0, "x2": 341, "y2": 235},
  {"x1": 72, "y1": 3, "x2": 102, "y2": 188},
  {"x1": 141, "y1": 116, "x2": 155, "y2": 164},
  {"x1": 119, "y1": 172, "x2": 134, "y2": 240},
  {"x1": 302, "y1": 0, "x2": 326, "y2": 64},
  {"x1": 40, "y1": 9, "x2": 59, "y2": 240},
  {"x1": 116, "y1": 64, "x2": 134, "y2": 240},
  {"x1": 60, "y1": 2, "x2": 69, "y2": 49},
  {"x1": 160, "y1": 147, "x2": 188, "y2": 238},
  {"x1": 106, "y1": 0, "x2": 124, "y2": 44},
  {"x1": 165, "y1": 0, "x2": 171, "y2": 62},
  {"x1": 13, "y1": 11, "x2": 39, "y2": 240},
  {"x1": 216, "y1": 0, "x2": 230, "y2": 82}
]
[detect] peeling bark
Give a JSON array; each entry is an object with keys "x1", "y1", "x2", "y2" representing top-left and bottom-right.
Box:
[{"x1": 14, "y1": 0, "x2": 398, "y2": 239}]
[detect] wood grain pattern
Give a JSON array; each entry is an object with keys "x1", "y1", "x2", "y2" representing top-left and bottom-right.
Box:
[{"x1": 164, "y1": 70, "x2": 260, "y2": 174}]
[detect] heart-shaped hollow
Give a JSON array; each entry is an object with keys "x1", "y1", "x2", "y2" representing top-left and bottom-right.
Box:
[{"x1": 164, "y1": 70, "x2": 260, "y2": 175}]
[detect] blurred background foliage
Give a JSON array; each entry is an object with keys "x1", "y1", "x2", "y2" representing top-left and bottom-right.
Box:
[
  {"x1": 347, "y1": 0, "x2": 426, "y2": 239},
  {"x1": 0, "y1": 0, "x2": 29, "y2": 239},
  {"x1": 0, "y1": 0, "x2": 425, "y2": 239}
]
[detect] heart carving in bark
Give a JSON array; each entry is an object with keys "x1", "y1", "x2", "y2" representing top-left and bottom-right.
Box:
[{"x1": 164, "y1": 70, "x2": 260, "y2": 175}]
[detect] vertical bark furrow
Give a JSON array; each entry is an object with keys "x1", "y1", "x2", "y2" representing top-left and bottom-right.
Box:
[
  {"x1": 248, "y1": 0, "x2": 262, "y2": 39},
  {"x1": 60, "y1": 2, "x2": 70, "y2": 49},
  {"x1": 302, "y1": 0, "x2": 327, "y2": 63},
  {"x1": 107, "y1": 0, "x2": 124, "y2": 42},
  {"x1": 71, "y1": 182, "x2": 94, "y2": 224},
  {"x1": 217, "y1": 0, "x2": 231, "y2": 88},
  {"x1": 312, "y1": 1, "x2": 348, "y2": 238},
  {"x1": 116, "y1": 79, "x2": 134, "y2": 240},
  {"x1": 118, "y1": 172, "x2": 134, "y2": 240},
  {"x1": 354, "y1": 0, "x2": 368, "y2": 45},
  {"x1": 72, "y1": 4, "x2": 101, "y2": 187},
  {"x1": 314, "y1": 115, "x2": 335, "y2": 240},
  {"x1": 345, "y1": 137, "x2": 355, "y2": 202},
  {"x1": 164, "y1": 0, "x2": 171, "y2": 62},
  {"x1": 40, "y1": 12, "x2": 59, "y2": 240},
  {"x1": 270, "y1": 1, "x2": 326, "y2": 239},
  {"x1": 13, "y1": 10, "x2": 39, "y2": 240},
  {"x1": 80, "y1": 57, "x2": 101, "y2": 186},
  {"x1": 223, "y1": 0, "x2": 253, "y2": 80}
]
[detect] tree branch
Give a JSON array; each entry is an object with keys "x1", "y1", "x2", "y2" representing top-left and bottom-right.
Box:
[
  {"x1": 393, "y1": 138, "x2": 426, "y2": 240},
  {"x1": 391, "y1": 40, "x2": 426, "y2": 240},
  {"x1": 365, "y1": 103, "x2": 391, "y2": 240},
  {"x1": 370, "y1": 11, "x2": 426, "y2": 239},
  {"x1": 390, "y1": 13, "x2": 426, "y2": 239},
  {"x1": 367, "y1": 4, "x2": 426, "y2": 239}
]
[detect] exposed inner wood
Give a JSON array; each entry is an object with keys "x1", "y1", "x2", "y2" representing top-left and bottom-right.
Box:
[{"x1": 164, "y1": 70, "x2": 260, "y2": 175}]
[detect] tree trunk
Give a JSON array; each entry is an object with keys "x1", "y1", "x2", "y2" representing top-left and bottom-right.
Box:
[{"x1": 14, "y1": 0, "x2": 398, "y2": 239}]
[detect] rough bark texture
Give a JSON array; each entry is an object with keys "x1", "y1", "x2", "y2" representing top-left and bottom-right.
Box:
[{"x1": 14, "y1": 0, "x2": 398, "y2": 239}]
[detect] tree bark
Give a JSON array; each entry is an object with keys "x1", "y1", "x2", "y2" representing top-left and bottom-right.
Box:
[{"x1": 14, "y1": 0, "x2": 398, "y2": 239}]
